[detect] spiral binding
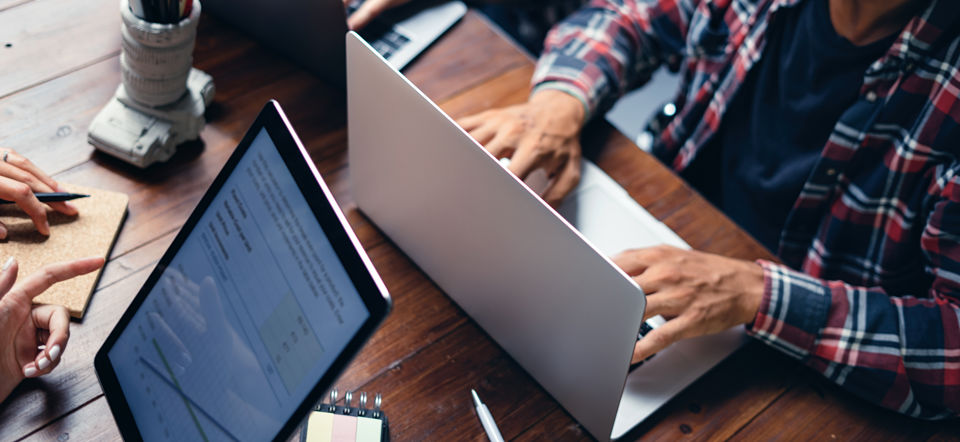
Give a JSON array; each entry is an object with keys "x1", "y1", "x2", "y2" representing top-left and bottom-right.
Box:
[{"x1": 322, "y1": 388, "x2": 384, "y2": 419}]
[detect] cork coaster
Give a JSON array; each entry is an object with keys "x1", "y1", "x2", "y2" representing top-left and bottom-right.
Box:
[{"x1": 0, "y1": 184, "x2": 128, "y2": 319}]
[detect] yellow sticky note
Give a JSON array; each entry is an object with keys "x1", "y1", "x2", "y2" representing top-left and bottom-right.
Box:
[{"x1": 305, "y1": 411, "x2": 335, "y2": 442}]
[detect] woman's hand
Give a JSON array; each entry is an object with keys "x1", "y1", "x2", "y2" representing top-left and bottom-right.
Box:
[
  {"x1": 0, "y1": 148, "x2": 78, "y2": 238},
  {"x1": 0, "y1": 256, "x2": 104, "y2": 402}
]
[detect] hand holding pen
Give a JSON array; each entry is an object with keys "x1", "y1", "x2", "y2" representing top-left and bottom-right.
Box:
[{"x1": 0, "y1": 148, "x2": 80, "y2": 238}]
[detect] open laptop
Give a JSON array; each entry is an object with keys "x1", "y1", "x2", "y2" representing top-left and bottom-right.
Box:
[
  {"x1": 95, "y1": 101, "x2": 391, "y2": 441},
  {"x1": 346, "y1": 32, "x2": 747, "y2": 440},
  {"x1": 203, "y1": 0, "x2": 466, "y2": 88}
]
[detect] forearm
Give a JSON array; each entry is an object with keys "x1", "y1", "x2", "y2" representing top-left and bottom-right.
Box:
[
  {"x1": 532, "y1": 0, "x2": 696, "y2": 117},
  {"x1": 749, "y1": 261, "x2": 960, "y2": 419}
]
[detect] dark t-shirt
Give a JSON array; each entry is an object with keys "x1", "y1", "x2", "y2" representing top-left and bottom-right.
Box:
[{"x1": 684, "y1": 0, "x2": 896, "y2": 252}]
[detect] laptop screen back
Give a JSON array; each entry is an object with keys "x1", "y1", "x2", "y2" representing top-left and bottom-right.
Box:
[
  {"x1": 106, "y1": 128, "x2": 370, "y2": 440},
  {"x1": 203, "y1": 0, "x2": 349, "y2": 87}
]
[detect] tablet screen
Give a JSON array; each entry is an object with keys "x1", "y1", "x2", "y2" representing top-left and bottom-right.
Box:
[{"x1": 107, "y1": 128, "x2": 370, "y2": 441}]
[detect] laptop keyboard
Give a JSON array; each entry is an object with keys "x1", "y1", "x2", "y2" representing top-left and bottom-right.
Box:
[
  {"x1": 629, "y1": 317, "x2": 665, "y2": 371},
  {"x1": 346, "y1": 1, "x2": 412, "y2": 59}
]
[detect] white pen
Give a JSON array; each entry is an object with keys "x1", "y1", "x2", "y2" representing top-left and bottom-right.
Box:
[{"x1": 471, "y1": 389, "x2": 505, "y2": 442}]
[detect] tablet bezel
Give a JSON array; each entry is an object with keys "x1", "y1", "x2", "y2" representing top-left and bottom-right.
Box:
[{"x1": 94, "y1": 100, "x2": 391, "y2": 442}]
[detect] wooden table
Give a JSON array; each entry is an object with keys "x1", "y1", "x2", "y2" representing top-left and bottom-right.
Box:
[{"x1": 0, "y1": 1, "x2": 956, "y2": 440}]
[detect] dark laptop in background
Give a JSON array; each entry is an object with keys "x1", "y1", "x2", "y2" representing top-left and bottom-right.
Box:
[{"x1": 204, "y1": 0, "x2": 466, "y2": 88}]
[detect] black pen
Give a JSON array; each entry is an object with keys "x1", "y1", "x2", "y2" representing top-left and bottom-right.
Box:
[{"x1": 0, "y1": 192, "x2": 90, "y2": 204}]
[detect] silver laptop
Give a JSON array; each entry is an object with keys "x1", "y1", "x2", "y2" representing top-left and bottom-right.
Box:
[
  {"x1": 346, "y1": 32, "x2": 747, "y2": 441},
  {"x1": 204, "y1": 0, "x2": 465, "y2": 88}
]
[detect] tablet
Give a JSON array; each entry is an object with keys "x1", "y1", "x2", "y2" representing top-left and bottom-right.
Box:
[{"x1": 95, "y1": 101, "x2": 391, "y2": 442}]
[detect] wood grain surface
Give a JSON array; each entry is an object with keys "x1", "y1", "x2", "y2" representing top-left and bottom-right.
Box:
[{"x1": 0, "y1": 1, "x2": 956, "y2": 441}]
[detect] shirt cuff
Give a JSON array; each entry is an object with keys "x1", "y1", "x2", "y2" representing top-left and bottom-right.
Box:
[
  {"x1": 747, "y1": 260, "x2": 832, "y2": 361},
  {"x1": 531, "y1": 50, "x2": 608, "y2": 119},
  {"x1": 530, "y1": 81, "x2": 592, "y2": 122}
]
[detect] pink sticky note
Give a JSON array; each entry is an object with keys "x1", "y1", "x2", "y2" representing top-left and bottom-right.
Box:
[{"x1": 331, "y1": 414, "x2": 358, "y2": 442}]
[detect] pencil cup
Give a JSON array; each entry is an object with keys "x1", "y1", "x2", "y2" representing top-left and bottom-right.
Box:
[{"x1": 119, "y1": 0, "x2": 201, "y2": 106}]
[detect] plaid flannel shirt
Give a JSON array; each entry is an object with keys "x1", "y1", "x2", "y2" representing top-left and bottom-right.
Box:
[{"x1": 532, "y1": 0, "x2": 960, "y2": 418}]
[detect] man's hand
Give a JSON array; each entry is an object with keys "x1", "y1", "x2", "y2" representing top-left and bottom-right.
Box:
[
  {"x1": 0, "y1": 256, "x2": 104, "y2": 402},
  {"x1": 345, "y1": 0, "x2": 411, "y2": 30},
  {"x1": 0, "y1": 148, "x2": 79, "y2": 238},
  {"x1": 613, "y1": 246, "x2": 765, "y2": 364},
  {"x1": 457, "y1": 90, "x2": 586, "y2": 206}
]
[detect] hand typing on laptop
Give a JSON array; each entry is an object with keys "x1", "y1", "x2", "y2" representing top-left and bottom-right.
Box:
[
  {"x1": 612, "y1": 245, "x2": 764, "y2": 364},
  {"x1": 0, "y1": 256, "x2": 104, "y2": 402},
  {"x1": 0, "y1": 148, "x2": 80, "y2": 237},
  {"x1": 457, "y1": 90, "x2": 585, "y2": 207},
  {"x1": 459, "y1": 90, "x2": 767, "y2": 366}
]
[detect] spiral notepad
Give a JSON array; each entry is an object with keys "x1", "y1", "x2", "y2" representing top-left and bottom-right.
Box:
[{"x1": 302, "y1": 388, "x2": 389, "y2": 442}]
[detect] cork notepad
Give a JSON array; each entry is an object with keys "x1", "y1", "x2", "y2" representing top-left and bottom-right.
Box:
[{"x1": 0, "y1": 184, "x2": 128, "y2": 318}]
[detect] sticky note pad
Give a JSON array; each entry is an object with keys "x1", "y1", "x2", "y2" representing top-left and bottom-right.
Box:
[
  {"x1": 305, "y1": 411, "x2": 335, "y2": 442},
  {"x1": 303, "y1": 398, "x2": 386, "y2": 442}
]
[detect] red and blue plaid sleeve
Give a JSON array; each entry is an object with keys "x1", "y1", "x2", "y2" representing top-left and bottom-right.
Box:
[
  {"x1": 750, "y1": 167, "x2": 960, "y2": 419},
  {"x1": 531, "y1": 0, "x2": 698, "y2": 116}
]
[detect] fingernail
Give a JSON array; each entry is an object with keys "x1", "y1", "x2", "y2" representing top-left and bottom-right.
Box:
[
  {"x1": 43, "y1": 220, "x2": 50, "y2": 234},
  {"x1": 2, "y1": 257, "x2": 14, "y2": 271},
  {"x1": 0, "y1": 225, "x2": 6, "y2": 240},
  {"x1": 37, "y1": 357, "x2": 50, "y2": 370},
  {"x1": 48, "y1": 345, "x2": 61, "y2": 361},
  {"x1": 24, "y1": 366, "x2": 37, "y2": 377},
  {"x1": 64, "y1": 202, "x2": 77, "y2": 212}
]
